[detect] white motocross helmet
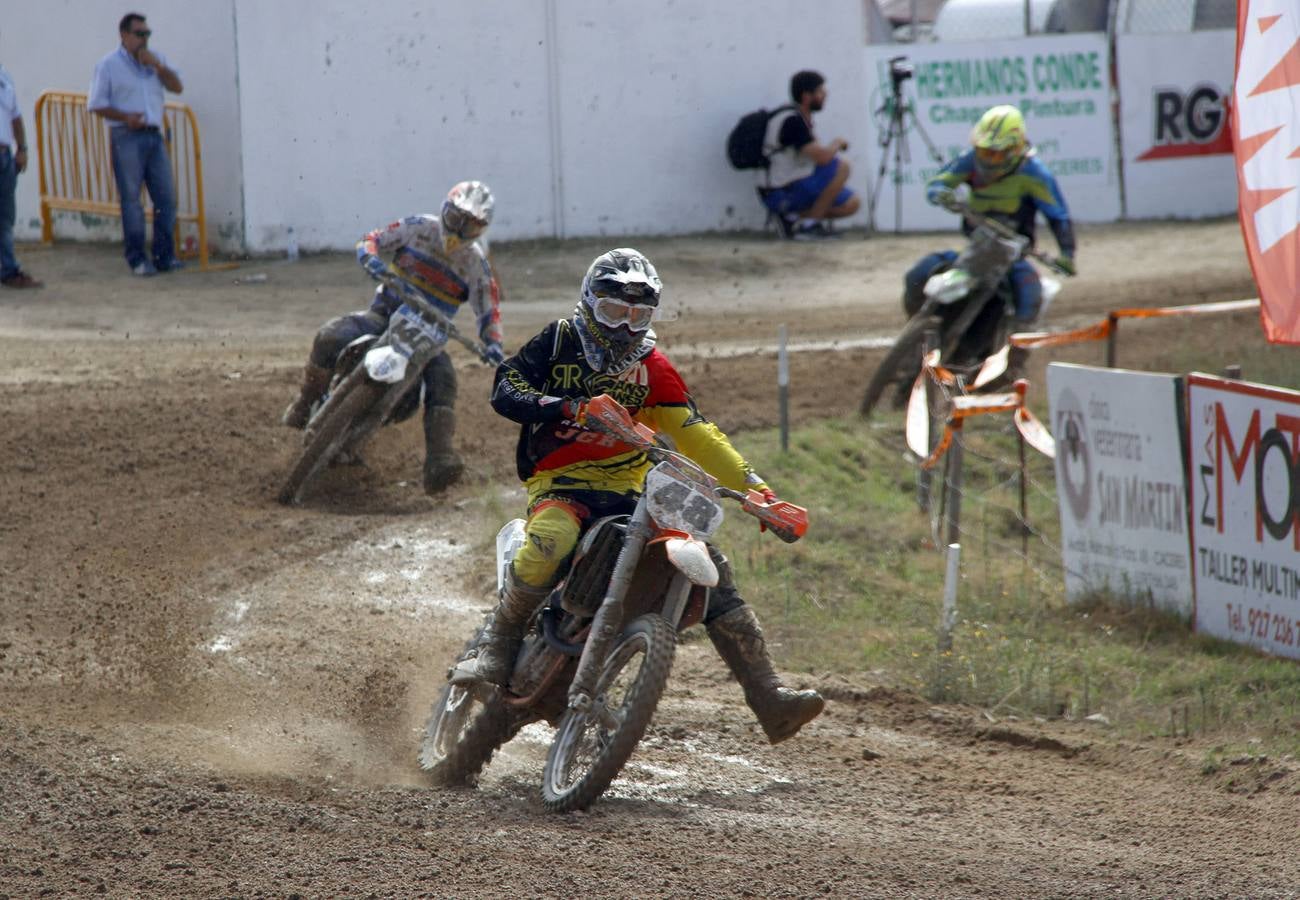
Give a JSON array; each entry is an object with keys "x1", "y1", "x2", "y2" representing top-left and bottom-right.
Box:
[{"x1": 441, "y1": 180, "x2": 494, "y2": 253}]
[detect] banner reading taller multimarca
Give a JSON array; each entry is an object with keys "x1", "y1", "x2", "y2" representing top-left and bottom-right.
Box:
[{"x1": 1234, "y1": 0, "x2": 1300, "y2": 344}]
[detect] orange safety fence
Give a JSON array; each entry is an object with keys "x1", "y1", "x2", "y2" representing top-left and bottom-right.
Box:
[
  {"x1": 906, "y1": 296, "x2": 1263, "y2": 470},
  {"x1": 34, "y1": 90, "x2": 212, "y2": 269},
  {"x1": 906, "y1": 350, "x2": 1055, "y2": 471},
  {"x1": 1008, "y1": 298, "x2": 1261, "y2": 352}
]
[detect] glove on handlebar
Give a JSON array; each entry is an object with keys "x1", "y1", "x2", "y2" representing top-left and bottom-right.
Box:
[
  {"x1": 364, "y1": 255, "x2": 391, "y2": 281},
  {"x1": 484, "y1": 343, "x2": 505, "y2": 366},
  {"x1": 756, "y1": 486, "x2": 778, "y2": 533},
  {"x1": 1055, "y1": 256, "x2": 1077, "y2": 277},
  {"x1": 931, "y1": 187, "x2": 962, "y2": 213},
  {"x1": 562, "y1": 398, "x2": 590, "y2": 425}
]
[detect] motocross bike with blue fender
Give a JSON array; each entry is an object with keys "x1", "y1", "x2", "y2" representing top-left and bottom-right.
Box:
[{"x1": 277, "y1": 274, "x2": 492, "y2": 505}]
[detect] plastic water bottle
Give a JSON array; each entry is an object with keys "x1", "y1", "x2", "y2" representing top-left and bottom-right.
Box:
[{"x1": 286, "y1": 227, "x2": 300, "y2": 262}]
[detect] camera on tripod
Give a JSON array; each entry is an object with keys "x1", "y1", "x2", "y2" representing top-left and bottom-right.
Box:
[
  {"x1": 868, "y1": 53, "x2": 945, "y2": 232},
  {"x1": 888, "y1": 56, "x2": 914, "y2": 90}
]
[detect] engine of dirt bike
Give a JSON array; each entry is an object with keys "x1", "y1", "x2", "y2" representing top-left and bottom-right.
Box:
[
  {"x1": 910, "y1": 224, "x2": 1027, "y2": 370},
  {"x1": 332, "y1": 335, "x2": 423, "y2": 425},
  {"x1": 500, "y1": 516, "x2": 708, "y2": 724}
]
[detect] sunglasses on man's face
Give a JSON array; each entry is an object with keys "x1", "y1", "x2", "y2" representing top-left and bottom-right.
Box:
[{"x1": 132, "y1": 29, "x2": 152, "y2": 38}]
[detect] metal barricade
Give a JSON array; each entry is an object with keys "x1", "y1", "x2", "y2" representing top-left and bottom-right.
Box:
[{"x1": 33, "y1": 90, "x2": 211, "y2": 269}]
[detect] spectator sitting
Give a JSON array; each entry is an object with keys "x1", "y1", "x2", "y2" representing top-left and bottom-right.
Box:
[{"x1": 761, "y1": 70, "x2": 860, "y2": 240}]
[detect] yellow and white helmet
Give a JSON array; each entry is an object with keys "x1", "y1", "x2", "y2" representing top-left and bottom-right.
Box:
[{"x1": 970, "y1": 105, "x2": 1028, "y2": 180}]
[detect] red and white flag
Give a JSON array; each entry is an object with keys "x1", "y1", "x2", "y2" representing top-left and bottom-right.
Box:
[{"x1": 1235, "y1": 0, "x2": 1300, "y2": 344}]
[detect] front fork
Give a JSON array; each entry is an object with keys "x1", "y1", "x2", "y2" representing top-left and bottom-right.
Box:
[{"x1": 567, "y1": 503, "x2": 653, "y2": 711}]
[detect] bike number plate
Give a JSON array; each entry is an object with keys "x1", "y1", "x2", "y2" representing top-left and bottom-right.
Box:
[
  {"x1": 645, "y1": 463, "x2": 723, "y2": 538},
  {"x1": 389, "y1": 304, "x2": 446, "y2": 357}
]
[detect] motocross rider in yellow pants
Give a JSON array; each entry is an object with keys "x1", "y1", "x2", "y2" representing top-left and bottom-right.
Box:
[{"x1": 479, "y1": 248, "x2": 824, "y2": 745}]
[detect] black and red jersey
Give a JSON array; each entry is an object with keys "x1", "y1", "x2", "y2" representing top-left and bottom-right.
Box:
[{"x1": 491, "y1": 318, "x2": 761, "y2": 499}]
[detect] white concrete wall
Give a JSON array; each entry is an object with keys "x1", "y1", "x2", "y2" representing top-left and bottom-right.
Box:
[
  {"x1": 232, "y1": 1, "x2": 554, "y2": 251},
  {"x1": 7, "y1": 0, "x2": 869, "y2": 251},
  {"x1": 234, "y1": 0, "x2": 871, "y2": 250},
  {"x1": 3, "y1": 1, "x2": 244, "y2": 247},
  {"x1": 1117, "y1": 30, "x2": 1236, "y2": 218},
  {"x1": 548, "y1": 0, "x2": 871, "y2": 238}
]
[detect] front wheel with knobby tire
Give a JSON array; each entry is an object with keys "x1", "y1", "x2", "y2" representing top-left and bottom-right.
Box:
[
  {"x1": 278, "y1": 371, "x2": 385, "y2": 505},
  {"x1": 541, "y1": 614, "x2": 676, "y2": 813},
  {"x1": 860, "y1": 313, "x2": 942, "y2": 418}
]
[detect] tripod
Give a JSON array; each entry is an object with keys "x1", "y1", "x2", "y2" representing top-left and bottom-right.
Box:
[{"x1": 867, "y1": 68, "x2": 947, "y2": 233}]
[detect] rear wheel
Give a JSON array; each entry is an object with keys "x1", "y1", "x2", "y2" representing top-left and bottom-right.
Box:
[
  {"x1": 861, "y1": 314, "x2": 942, "y2": 418},
  {"x1": 419, "y1": 620, "x2": 520, "y2": 786},
  {"x1": 420, "y1": 681, "x2": 516, "y2": 786},
  {"x1": 277, "y1": 371, "x2": 385, "y2": 505},
  {"x1": 541, "y1": 614, "x2": 675, "y2": 813}
]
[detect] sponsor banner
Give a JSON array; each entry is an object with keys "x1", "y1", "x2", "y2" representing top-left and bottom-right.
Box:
[
  {"x1": 862, "y1": 35, "x2": 1120, "y2": 232},
  {"x1": 1047, "y1": 363, "x2": 1192, "y2": 613},
  {"x1": 1187, "y1": 374, "x2": 1300, "y2": 658},
  {"x1": 1117, "y1": 31, "x2": 1237, "y2": 219},
  {"x1": 1234, "y1": 0, "x2": 1300, "y2": 345}
]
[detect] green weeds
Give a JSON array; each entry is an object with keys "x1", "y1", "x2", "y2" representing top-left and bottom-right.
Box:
[{"x1": 721, "y1": 415, "x2": 1300, "y2": 758}]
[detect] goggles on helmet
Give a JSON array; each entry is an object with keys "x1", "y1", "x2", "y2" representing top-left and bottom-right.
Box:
[
  {"x1": 975, "y1": 146, "x2": 1014, "y2": 168},
  {"x1": 590, "y1": 294, "x2": 656, "y2": 331},
  {"x1": 442, "y1": 205, "x2": 488, "y2": 241}
]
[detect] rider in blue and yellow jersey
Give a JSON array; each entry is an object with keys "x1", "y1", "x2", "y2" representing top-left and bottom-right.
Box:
[
  {"x1": 477, "y1": 248, "x2": 824, "y2": 745},
  {"x1": 909, "y1": 105, "x2": 1077, "y2": 329}
]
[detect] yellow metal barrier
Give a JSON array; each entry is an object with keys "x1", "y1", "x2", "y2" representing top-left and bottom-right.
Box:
[{"x1": 34, "y1": 90, "x2": 211, "y2": 269}]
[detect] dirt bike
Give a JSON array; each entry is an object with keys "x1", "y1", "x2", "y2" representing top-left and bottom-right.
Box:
[
  {"x1": 277, "y1": 275, "x2": 491, "y2": 505},
  {"x1": 418, "y1": 395, "x2": 809, "y2": 813},
  {"x1": 859, "y1": 203, "x2": 1072, "y2": 417}
]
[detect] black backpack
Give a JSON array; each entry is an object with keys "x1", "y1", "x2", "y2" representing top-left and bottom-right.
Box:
[{"x1": 726, "y1": 105, "x2": 794, "y2": 170}]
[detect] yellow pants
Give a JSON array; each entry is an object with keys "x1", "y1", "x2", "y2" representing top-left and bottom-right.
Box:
[{"x1": 512, "y1": 499, "x2": 584, "y2": 589}]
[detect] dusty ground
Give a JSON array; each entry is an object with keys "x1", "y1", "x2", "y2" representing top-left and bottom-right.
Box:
[{"x1": 3, "y1": 221, "x2": 1296, "y2": 898}]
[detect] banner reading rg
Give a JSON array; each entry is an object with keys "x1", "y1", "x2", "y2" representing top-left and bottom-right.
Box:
[{"x1": 1189, "y1": 375, "x2": 1300, "y2": 551}]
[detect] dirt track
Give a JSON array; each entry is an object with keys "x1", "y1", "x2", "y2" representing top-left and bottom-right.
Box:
[{"x1": 4, "y1": 222, "x2": 1298, "y2": 898}]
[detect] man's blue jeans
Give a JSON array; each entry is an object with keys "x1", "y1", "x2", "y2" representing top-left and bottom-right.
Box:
[
  {"x1": 0, "y1": 147, "x2": 19, "y2": 280},
  {"x1": 109, "y1": 127, "x2": 177, "y2": 269}
]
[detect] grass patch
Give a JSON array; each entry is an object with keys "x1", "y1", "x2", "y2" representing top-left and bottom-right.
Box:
[{"x1": 720, "y1": 414, "x2": 1300, "y2": 757}]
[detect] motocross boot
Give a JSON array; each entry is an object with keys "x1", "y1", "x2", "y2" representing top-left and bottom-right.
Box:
[
  {"x1": 281, "y1": 363, "x2": 332, "y2": 429},
  {"x1": 474, "y1": 567, "x2": 550, "y2": 687},
  {"x1": 422, "y1": 406, "x2": 465, "y2": 494},
  {"x1": 706, "y1": 605, "x2": 826, "y2": 745}
]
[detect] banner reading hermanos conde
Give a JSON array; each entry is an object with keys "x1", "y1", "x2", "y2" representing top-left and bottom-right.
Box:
[{"x1": 863, "y1": 35, "x2": 1120, "y2": 232}]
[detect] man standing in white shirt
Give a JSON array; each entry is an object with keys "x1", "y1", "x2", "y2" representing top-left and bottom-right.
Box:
[
  {"x1": 88, "y1": 12, "x2": 184, "y2": 277},
  {"x1": 0, "y1": 57, "x2": 40, "y2": 289}
]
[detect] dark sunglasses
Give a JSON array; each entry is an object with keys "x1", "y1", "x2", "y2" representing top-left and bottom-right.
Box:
[{"x1": 132, "y1": 29, "x2": 152, "y2": 38}]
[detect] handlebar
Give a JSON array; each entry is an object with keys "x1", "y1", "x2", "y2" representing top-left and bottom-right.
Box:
[
  {"x1": 949, "y1": 201, "x2": 1075, "y2": 277},
  {"x1": 582, "y1": 395, "x2": 809, "y2": 543},
  {"x1": 380, "y1": 273, "x2": 495, "y2": 364}
]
